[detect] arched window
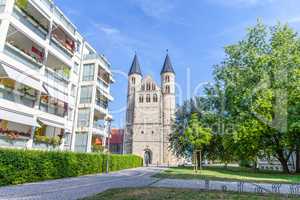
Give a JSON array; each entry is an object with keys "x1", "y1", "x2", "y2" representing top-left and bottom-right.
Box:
[
  {"x1": 165, "y1": 75, "x2": 170, "y2": 82},
  {"x1": 153, "y1": 94, "x2": 158, "y2": 102},
  {"x1": 152, "y1": 83, "x2": 156, "y2": 90},
  {"x1": 132, "y1": 77, "x2": 135, "y2": 84},
  {"x1": 146, "y1": 94, "x2": 151, "y2": 102},
  {"x1": 139, "y1": 95, "x2": 144, "y2": 103},
  {"x1": 165, "y1": 85, "x2": 170, "y2": 93},
  {"x1": 146, "y1": 83, "x2": 151, "y2": 91},
  {"x1": 141, "y1": 84, "x2": 145, "y2": 91}
]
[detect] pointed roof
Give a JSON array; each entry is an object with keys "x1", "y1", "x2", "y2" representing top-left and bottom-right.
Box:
[
  {"x1": 128, "y1": 54, "x2": 142, "y2": 76},
  {"x1": 161, "y1": 53, "x2": 175, "y2": 74}
]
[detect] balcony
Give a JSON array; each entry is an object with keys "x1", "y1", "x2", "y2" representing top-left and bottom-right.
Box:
[
  {"x1": 53, "y1": 7, "x2": 76, "y2": 36},
  {"x1": 50, "y1": 37, "x2": 73, "y2": 59},
  {"x1": 45, "y1": 68, "x2": 69, "y2": 88},
  {"x1": 12, "y1": 6, "x2": 48, "y2": 39},
  {"x1": 39, "y1": 102, "x2": 66, "y2": 117},
  {"x1": 4, "y1": 43, "x2": 43, "y2": 71},
  {"x1": 0, "y1": 87, "x2": 36, "y2": 108}
]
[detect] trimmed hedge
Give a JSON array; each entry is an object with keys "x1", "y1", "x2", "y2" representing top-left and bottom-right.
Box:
[{"x1": 0, "y1": 148, "x2": 143, "y2": 186}]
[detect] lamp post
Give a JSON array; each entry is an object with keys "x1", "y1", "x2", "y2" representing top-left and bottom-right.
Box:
[{"x1": 106, "y1": 118, "x2": 112, "y2": 173}]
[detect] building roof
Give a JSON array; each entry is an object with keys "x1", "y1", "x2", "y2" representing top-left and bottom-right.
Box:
[
  {"x1": 161, "y1": 53, "x2": 175, "y2": 74},
  {"x1": 110, "y1": 128, "x2": 124, "y2": 144},
  {"x1": 128, "y1": 54, "x2": 142, "y2": 76}
]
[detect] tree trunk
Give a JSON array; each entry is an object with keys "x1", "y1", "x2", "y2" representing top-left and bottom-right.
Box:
[
  {"x1": 199, "y1": 150, "x2": 202, "y2": 170},
  {"x1": 278, "y1": 155, "x2": 290, "y2": 174}
]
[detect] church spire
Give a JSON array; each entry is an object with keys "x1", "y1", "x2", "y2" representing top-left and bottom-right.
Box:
[
  {"x1": 128, "y1": 53, "x2": 142, "y2": 76},
  {"x1": 161, "y1": 51, "x2": 175, "y2": 74}
]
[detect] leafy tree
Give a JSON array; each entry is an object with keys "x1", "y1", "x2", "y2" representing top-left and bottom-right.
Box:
[
  {"x1": 214, "y1": 21, "x2": 300, "y2": 173},
  {"x1": 184, "y1": 113, "x2": 212, "y2": 171}
]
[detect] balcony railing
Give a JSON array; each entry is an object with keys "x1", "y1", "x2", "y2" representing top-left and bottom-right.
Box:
[
  {"x1": 96, "y1": 99, "x2": 108, "y2": 110},
  {"x1": 45, "y1": 68, "x2": 69, "y2": 88},
  {"x1": 93, "y1": 122, "x2": 105, "y2": 131},
  {"x1": 4, "y1": 43, "x2": 42, "y2": 71},
  {"x1": 39, "y1": 102, "x2": 66, "y2": 117},
  {"x1": 84, "y1": 53, "x2": 111, "y2": 68},
  {"x1": 12, "y1": 7, "x2": 48, "y2": 39},
  {"x1": 50, "y1": 37, "x2": 73, "y2": 59},
  {"x1": 97, "y1": 78, "x2": 109, "y2": 92},
  {"x1": 0, "y1": 87, "x2": 36, "y2": 108}
]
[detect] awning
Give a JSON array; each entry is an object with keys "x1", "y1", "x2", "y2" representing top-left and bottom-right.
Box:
[
  {"x1": 0, "y1": 107, "x2": 40, "y2": 127},
  {"x1": 0, "y1": 63, "x2": 47, "y2": 94},
  {"x1": 38, "y1": 118, "x2": 65, "y2": 129},
  {"x1": 43, "y1": 84, "x2": 68, "y2": 103}
]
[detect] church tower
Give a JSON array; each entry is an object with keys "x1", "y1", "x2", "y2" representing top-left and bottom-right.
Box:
[
  {"x1": 124, "y1": 54, "x2": 142, "y2": 153},
  {"x1": 161, "y1": 53, "x2": 176, "y2": 163},
  {"x1": 124, "y1": 52, "x2": 180, "y2": 165}
]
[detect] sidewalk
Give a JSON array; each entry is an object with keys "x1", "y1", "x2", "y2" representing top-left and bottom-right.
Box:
[{"x1": 152, "y1": 178, "x2": 300, "y2": 196}]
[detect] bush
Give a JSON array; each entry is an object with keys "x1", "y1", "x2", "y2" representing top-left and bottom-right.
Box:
[{"x1": 0, "y1": 148, "x2": 143, "y2": 186}]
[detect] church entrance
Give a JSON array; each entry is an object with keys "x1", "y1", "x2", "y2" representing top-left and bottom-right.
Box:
[{"x1": 144, "y1": 149, "x2": 152, "y2": 166}]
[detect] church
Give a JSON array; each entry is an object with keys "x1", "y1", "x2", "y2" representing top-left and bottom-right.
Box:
[{"x1": 124, "y1": 53, "x2": 180, "y2": 165}]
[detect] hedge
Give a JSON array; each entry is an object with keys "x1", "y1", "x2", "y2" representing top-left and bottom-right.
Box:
[{"x1": 0, "y1": 148, "x2": 143, "y2": 186}]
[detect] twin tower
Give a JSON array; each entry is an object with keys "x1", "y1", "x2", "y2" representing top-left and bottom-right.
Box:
[{"x1": 124, "y1": 53, "x2": 179, "y2": 165}]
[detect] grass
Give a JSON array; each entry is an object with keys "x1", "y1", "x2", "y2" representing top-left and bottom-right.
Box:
[
  {"x1": 82, "y1": 187, "x2": 297, "y2": 200},
  {"x1": 153, "y1": 166, "x2": 300, "y2": 184}
]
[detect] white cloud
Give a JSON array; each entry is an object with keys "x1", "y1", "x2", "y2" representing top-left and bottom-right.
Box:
[{"x1": 130, "y1": 0, "x2": 175, "y2": 19}]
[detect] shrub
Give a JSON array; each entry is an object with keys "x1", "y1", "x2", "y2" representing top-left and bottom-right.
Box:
[{"x1": 0, "y1": 148, "x2": 142, "y2": 186}]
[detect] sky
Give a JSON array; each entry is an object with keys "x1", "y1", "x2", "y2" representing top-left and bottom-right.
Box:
[{"x1": 55, "y1": 0, "x2": 300, "y2": 128}]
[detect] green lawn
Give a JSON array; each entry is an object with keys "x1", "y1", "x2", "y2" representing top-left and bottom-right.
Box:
[
  {"x1": 82, "y1": 187, "x2": 296, "y2": 200},
  {"x1": 153, "y1": 166, "x2": 300, "y2": 184}
]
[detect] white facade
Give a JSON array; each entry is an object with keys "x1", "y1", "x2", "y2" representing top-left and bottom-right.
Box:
[{"x1": 0, "y1": 0, "x2": 114, "y2": 152}]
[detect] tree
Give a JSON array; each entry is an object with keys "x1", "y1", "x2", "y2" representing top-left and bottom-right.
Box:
[
  {"x1": 184, "y1": 113, "x2": 212, "y2": 172},
  {"x1": 214, "y1": 21, "x2": 300, "y2": 173}
]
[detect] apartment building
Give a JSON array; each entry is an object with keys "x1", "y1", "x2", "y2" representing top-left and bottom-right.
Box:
[{"x1": 0, "y1": 0, "x2": 114, "y2": 152}]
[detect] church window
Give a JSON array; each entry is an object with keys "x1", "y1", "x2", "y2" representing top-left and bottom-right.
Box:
[
  {"x1": 141, "y1": 131, "x2": 144, "y2": 134},
  {"x1": 152, "y1": 131, "x2": 154, "y2": 134},
  {"x1": 146, "y1": 94, "x2": 151, "y2": 102},
  {"x1": 139, "y1": 95, "x2": 144, "y2": 103},
  {"x1": 152, "y1": 83, "x2": 156, "y2": 90},
  {"x1": 153, "y1": 94, "x2": 158, "y2": 102},
  {"x1": 165, "y1": 85, "x2": 170, "y2": 93},
  {"x1": 132, "y1": 77, "x2": 135, "y2": 84},
  {"x1": 146, "y1": 83, "x2": 151, "y2": 91},
  {"x1": 165, "y1": 75, "x2": 170, "y2": 82},
  {"x1": 141, "y1": 84, "x2": 145, "y2": 91}
]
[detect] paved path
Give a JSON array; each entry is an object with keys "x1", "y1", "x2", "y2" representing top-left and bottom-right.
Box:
[
  {"x1": 0, "y1": 167, "x2": 162, "y2": 200},
  {"x1": 1, "y1": 167, "x2": 299, "y2": 199}
]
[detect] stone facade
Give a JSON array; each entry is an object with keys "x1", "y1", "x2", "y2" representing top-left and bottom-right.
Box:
[{"x1": 124, "y1": 54, "x2": 180, "y2": 165}]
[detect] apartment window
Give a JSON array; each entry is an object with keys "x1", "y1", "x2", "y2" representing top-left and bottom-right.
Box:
[
  {"x1": 77, "y1": 109, "x2": 90, "y2": 127},
  {"x1": 139, "y1": 95, "x2": 143, "y2": 103},
  {"x1": 76, "y1": 41, "x2": 81, "y2": 53},
  {"x1": 146, "y1": 94, "x2": 151, "y2": 103},
  {"x1": 71, "y1": 84, "x2": 76, "y2": 97},
  {"x1": 82, "y1": 64, "x2": 94, "y2": 81},
  {"x1": 153, "y1": 94, "x2": 158, "y2": 102},
  {"x1": 74, "y1": 62, "x2": 79, "y2": 74},
  {"x1": 80, "y1": 86, "x2": 93, "y2": 103}
]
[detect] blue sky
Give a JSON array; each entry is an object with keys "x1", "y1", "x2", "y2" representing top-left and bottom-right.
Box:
[{"x1": 55, "y1": 0, "x2": 300, "y2": 128}]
